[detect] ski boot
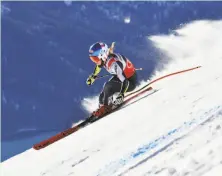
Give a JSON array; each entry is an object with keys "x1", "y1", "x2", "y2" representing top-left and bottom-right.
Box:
[
  {"x1": 113, "y1": 93, "x2": 124, "y2": 106},
  {"x1": 92, "y1": 104, "x2": 113, "y2": 118}
]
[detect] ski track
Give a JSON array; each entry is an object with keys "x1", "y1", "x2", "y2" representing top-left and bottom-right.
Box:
[
  {"x1": 97, "y1": 106, "x2": 222, "y2": 176},
  {"x1": 125, "y1": 112, "x2": 222, "y2": 176}
]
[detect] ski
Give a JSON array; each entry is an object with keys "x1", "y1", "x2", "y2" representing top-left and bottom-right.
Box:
[
  {"x1": 33, "y1": 86, "x2": 154, "y2": 150},
  {"x1": 85, "y1": 87, "x2": 155, "y2": 123},
  {"x1": 33, "y1": 119, "x2": 90, "y2": 150}
]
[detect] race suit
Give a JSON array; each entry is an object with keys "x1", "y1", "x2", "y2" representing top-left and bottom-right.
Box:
[{"x1": 93, "y1": 53, "x2": 138, "y2": 105}]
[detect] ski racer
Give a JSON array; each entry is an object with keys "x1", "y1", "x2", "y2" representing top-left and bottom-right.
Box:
[{"x1": 86, "y1": 42, "x2": 138, "y2": 117}]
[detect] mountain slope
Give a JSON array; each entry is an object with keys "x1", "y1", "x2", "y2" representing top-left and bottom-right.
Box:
[{"x1": 2, "y1": 20, "x2": 222, "y2": 176}]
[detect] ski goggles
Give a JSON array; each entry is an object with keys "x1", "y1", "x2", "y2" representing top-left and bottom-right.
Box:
[
  {"x1": 89, "y1": 56, "x2": 101, "y2": 64},
  {"x1": 89, "y1": 49, "x2": 101, "y2": 64}
]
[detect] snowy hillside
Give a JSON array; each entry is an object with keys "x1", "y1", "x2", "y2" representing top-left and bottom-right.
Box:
[{"x1": 2, "y1": 20, "x2": 222, "y2": 176}]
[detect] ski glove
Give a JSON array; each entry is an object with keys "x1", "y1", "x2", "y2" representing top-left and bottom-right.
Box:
[
  {"x1": 86, "y1": 74, "x2": 97, "y2": 86},
  {"x1": 114, "y1": 93, "x2": 124, "y2": 105}
]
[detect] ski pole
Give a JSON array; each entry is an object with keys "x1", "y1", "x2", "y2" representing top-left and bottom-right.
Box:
[
  {"x1": 95, "y1": 74, "x2": 110, "y2": 79},
  {"x1": 136, "y1": 68, "x2": 143, "y2": 71},
  {"x1": 95, "y1": 68, "x2": 143, "y2": 80}
]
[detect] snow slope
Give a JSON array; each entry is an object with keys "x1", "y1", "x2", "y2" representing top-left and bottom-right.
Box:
[{"x1": 1, "y1": 20, "x2": 222, "y2": 176}]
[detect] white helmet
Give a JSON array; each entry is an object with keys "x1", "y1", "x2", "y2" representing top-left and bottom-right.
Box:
[{"x1": 89, "y1": 42, "x2": 109, "y2": 64}]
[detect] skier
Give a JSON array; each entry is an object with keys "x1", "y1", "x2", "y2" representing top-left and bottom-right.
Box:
[{"x1": 86, "y1": 42, "x2": 138, "y2": 117}]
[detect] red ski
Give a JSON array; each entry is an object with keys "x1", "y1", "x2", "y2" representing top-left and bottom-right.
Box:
[{"x1": 33, "y1": 86, "x2": 154, "y2": 150}]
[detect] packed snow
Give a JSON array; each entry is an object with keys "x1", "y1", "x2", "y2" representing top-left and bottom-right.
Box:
[{"x1": 1, "y1": 20, "x2": 222, "y2": 176}]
